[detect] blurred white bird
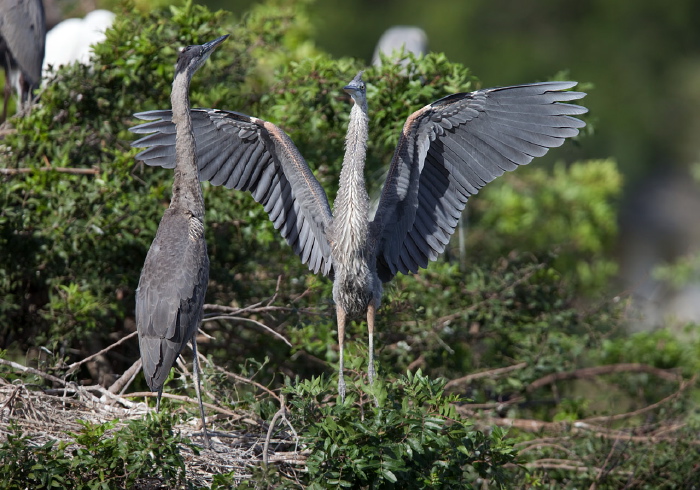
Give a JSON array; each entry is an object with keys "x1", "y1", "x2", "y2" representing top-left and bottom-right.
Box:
[{"x1": 42, "y1": 9, "x2": 115, "y2": 75}]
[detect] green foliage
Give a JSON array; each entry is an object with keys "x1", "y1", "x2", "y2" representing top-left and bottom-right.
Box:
[
  {"x1": 0, "y1": 0, "x2": 325, "y2": 351},
  {"x1": 599, "y1": 328, "x2": 700, "y2": 374},
  {"x1": 0, "y1": 425, "x2": 70, "y2": 489},
  {"x1": 473, "y1": 159, "x2": 622, "y2": 294},
  {"x1": 512, "y1": 424, "x2": 700, "y2": 489},
  {"x1": 0, "y1": 413, "x2": 191, "y2": 489},
  {"x1": 280, "y1": 371, "x2": 516, "y2": 489}
]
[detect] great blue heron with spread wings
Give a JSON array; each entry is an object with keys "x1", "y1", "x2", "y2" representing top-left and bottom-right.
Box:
[
  {"x1": 0, "y1": 0, "x2": 46, "y2": 121},
  {"x1": 135, "y1": 35, "x2": 228, "y2": 448},
  {"x1": 132, "y1": 71, "x2": 586, "y2": 401}
]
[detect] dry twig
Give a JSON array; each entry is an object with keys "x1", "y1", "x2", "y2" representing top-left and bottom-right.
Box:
[
  {"x1": 209, "y1": 363, "x2": 280, "y2": 403},
  {"x1": 527, "y1": 363, "x2": 681, "y2": 393},
  {"x1": 445, "y1": 362, "x2": 528, "y2": 390},
  {"x1": 0, "y1": 166, "x2": 100, "y2": 175},
  {"x1": 580, "y1": 375, "x2": 696, "y2": 424},
  {"x1": 263, "y1": 395, "x2": 299, "y2": 467},
  {"x1": 66, "y1": 331, "x2": 138, "y2": 375}
]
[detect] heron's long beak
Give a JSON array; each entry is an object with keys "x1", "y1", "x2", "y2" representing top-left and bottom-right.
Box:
[
  {"x1": 343, "y1": 70, "x2": 364, "y2": 93},
  {"x1": 202, "y1": 34, "x2": 229, "y2": 54}
]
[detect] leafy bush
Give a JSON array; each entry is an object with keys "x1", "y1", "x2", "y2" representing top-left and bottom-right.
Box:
[
  {"x1": 0, "y1": 413, "x2": 191, "y2": 489},
  {"x1": 280, "y1": 371, "x2": 517, "y2": 489}
]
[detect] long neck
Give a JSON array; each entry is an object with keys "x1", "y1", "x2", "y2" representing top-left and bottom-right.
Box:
[
  {"x1": 169, "y1": 70, "x2": 204, "y2": 218},
  {"x1": 332, "y1": 101, "x2": 370, "y2": 257}
]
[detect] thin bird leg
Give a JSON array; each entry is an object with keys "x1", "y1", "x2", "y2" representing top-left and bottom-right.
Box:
[
  {"x1": 156, "y1": 387, "x2": 163, "y2": 412},
  {"x1": 2, "y1": 76, "x2": 10, "y2": 122},
  {"x1": 337, "y1": 305, "x2": 347, "y2": 402},
  {"x1": 191, "y1": 338, "x2": 211, "y2": 449},
  {"x1": 367, "y1": 302, "x2": 377, "y2": 386}
]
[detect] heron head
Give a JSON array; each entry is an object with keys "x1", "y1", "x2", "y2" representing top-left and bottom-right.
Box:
[
  {"x1": 175, "y1": 34, "x2": 229, "y2": 78},
  {"x1": 343, "y1": 71, "x2": 366, "y2": 106}
]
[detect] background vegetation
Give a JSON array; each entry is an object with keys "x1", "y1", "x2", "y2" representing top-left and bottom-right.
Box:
[{"x1": 0, "y1": 0, "x2": 698, "y2": 488}]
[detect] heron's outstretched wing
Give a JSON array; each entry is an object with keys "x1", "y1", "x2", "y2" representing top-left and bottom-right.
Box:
[
  {"x1": 0, "y1": 0, "x2": 46, "y2": 85},
  {"x1": 131, "y1": 109, "x2": 334, "y2": 276},
  {"x1": 372, "y1": 81, "x2": 587, "y2": 282}
]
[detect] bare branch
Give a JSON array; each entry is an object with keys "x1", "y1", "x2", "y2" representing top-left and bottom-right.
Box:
[
  {"x1": 473, "y1": 414, "x2": 700, "y2": 445},
  {"x1": 108, "y1": 359, "x2": 142, "y2": 395},
  {"x1": 0, "y1": 358, "x2": 66, "y2": 386},
  {"x1": 458, "y1": 396, "x2": 525, "y2": 410},
  {"x1": 527, "y1": 363, "x2": 682, "y2": 393},
  {"x1": 203, "y1": 303, "x2": 317, "y2": 316},
  {"x1": 266, "y1": 451, "x2": 310, "y2": 464},
  {"x1": 125, "y1": 391, "x2": 243, "y2": 418},
  {"x1": 204, "y1": 315, "x2": 292, "y2": 347},
  {"x1": 209, "y1": 362, "x2": 280, "y2": 403},
  {"x1": 519, "y1": 458, "x2": 633, "y2": 477},
  {"x1": 263, "y1": 395, "x2": 298, "y2": 467},
  {"x1": 517, "y1": 442, "x2": 575, "y2": 457},
  {"x1": 0, "y1": 166, "x2": 101, "y2": 176},
  {"x1": 67, "y1": 331, "x2": 138, "y2": 375},
  {"x1": 581, "y1": 375, "x2": 696, "y2": 424},
  {"x1": 445, "y1": 362, "x2": 528, "y2": 390}
]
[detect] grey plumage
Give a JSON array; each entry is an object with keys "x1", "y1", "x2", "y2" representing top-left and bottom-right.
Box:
[
  {"x1": 131, "y1": 71, "x2": 587, "y2": 401},
  {"x1": 0, "y1": 0, "x2": 46, "y2": 121},
  {"x1": 135, "y1": 34, "x2": 228, "y2": 447}
]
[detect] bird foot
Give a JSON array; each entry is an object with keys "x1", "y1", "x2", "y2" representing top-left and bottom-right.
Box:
[
  {"x1": 368, "y1": 363, "x2": 376, "y2": 386},
  {"x1": 201, "y1": 427, "x2": 212, "y2": 450},
  {"x1": 367, "y1": 366, "x2": 380, "y2": 407},
  {"x1": 338, "y1": 374, "x2": 346, "y2": 402}
]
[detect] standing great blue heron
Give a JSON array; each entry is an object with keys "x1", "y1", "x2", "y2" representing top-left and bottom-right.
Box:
[
  {"x1": 135, "y1": 35, "x2": 228, "y2": 448},
  {"x1": 132, "y1": 72, "x2": 587, "y2": 401},
  {"x1": 0, "y1": 0, "x2": 46, "y2": 121}
]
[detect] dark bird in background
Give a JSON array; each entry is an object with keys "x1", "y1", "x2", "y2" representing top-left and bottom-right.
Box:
[
  {"x1": 135, "y1": 35, "x2": 228, "y2": 448},
  {"x1": 132, "y1": 71, "x2": 587, "y2": 401},
  {"x1": 0, "y1": 0, "x2": 45, "y2": 121}
]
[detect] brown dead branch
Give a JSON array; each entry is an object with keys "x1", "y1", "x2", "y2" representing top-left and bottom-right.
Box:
[
  {"x1": 208, "y1": 362, "x2": 280, "y2": 403},
  {"x1": 0, "y1": 166, "x2": 100, "y2": 176},
  {"x1": 203, "y1": 314, "x2": 292, "y2": 347},
  {"x1": 0, "y1": 358, "x2": 67, "y2": 386},
  {"x1": 266, "y1": 451, "x2": 310, "y2": 464},
  {"x1": 407, "y1": 354, "x2": 426, "y2": 372},
  {"x1": 124, "y1": 391, "x2": 243, "y2": 419},
  {"x1": 517, "y1": 458, "x2": 633, "y2": 478},
  {"x1": 445, "y1": 362, "x2": 528, "y2": 390},
  {"x1": 263, "y1": 394, "x2": 298, "y2": 467},
  {"x1": 580, "y1": 375, "x2": 696, "y2": 424},
  {"x1": 475, "y1": 415, "x2": 700, "y2": 445},
  {"x1": 458, "y1": 396, "x2": 525, "y2": 410},
  {"x1": 527, "y1": 363, "x2": 681, "y2": 393},
  {"x1": 66, "y1": 331, "x2": 138, "y2": 375},
  {"x1": 517, "y1": 442, "x2": 576, "y2": 457},
  {"x1": 108, "y1": 359, "x2": 142, "y2": 395}
]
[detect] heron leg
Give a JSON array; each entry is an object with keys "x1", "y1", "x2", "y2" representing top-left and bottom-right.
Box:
[
  {"x1": 191, "y1": 338, "x2": 211, "y2": 450},
  {"x1": 2, "y1": 76, "x2": 10, "y2": 123},
  {"x1": 337, "y1": 305, "x2": 347, "y2": 402},
  {"x1": 156, "y1": 387, "x2": 163, "y2": 412},
  {"x1": 367, "y1": 302, "x2": 379, "y2": 407},
  {"x1": 367, "y1": 302, "x2": 377, "y2": 386}
]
